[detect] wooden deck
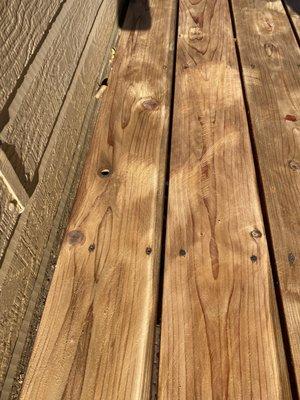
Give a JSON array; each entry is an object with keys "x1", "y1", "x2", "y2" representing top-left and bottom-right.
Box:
[{"x1": 19, "y1": 0, "x2": 299, "y2": 398}]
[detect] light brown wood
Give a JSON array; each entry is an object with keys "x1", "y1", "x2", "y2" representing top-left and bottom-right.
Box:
[
  {"x1": 0, "y1": 0, "x2": 63, "y2": 110},
  {"x1": 0, "y1": 1, "x2": 118, "y2": 391},
  {"x1": 0, "y1": 178, "x2": 21, "y2": 265},
  {"x1": 230, "y1": 0, "x2": 300, "y2": 392},
  {"x1": 1, "y1": 0, "x2": 106, "y2": 191},
  {"x1": 0, "y1": 150, "x2": 28, "y2": 265},
  {"x1": 20, "y1": 1, "x2": 176, "y2": 399},
  {"x1": 158, "y1": 0, "x2": 291, "y2": 398}
]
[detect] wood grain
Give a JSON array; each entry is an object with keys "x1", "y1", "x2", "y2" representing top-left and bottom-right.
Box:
[
  {"x1": 20, "y1": 1, "x2": 176, "y2": 399},
  {"x1": 0, "y1": 0, "x2": 63, "y2": 110},
  {"x1": 1, "y1": 0, "x2": 105, "y2": 191},
  {"x1": 230, "y1": 0, "x2": 300, "y2": 392},
  {"x1": 158, "y1": 0, "x2": 291, "y2": 398},
  {"x1": 0, "y1": 1, "x2": 118, "y2": 391}
]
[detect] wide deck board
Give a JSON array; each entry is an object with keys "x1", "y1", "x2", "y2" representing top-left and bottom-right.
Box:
[
  {"x1": 231, "y1": 0, "x2": 300, "y2": 391},
  {"x1": 20, "y1": 1, "x2": 176, "y2": 399},
  {"x1": 158, "y1": 0, "x2": 291, "y2": 398}
]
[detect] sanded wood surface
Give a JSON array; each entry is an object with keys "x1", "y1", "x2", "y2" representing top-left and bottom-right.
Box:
[
  {"x1": 20, "y1": 1, "x2": 176, "y2": 399},
  {"x1": 0, "y1": 0, "x2": 63, "y2": 110},
  {"x1": 158, "y1": 0, "x2": 291, "y2": 398},
  {"x1": 0, "y1": 1, "x2": 118, "y2": 392},
  {"x1": 1, "y1": 0, "x2": 105, "y2": 190},
  {"x1": 231, "y1": 0, "x2": 300, "y2": 391}
]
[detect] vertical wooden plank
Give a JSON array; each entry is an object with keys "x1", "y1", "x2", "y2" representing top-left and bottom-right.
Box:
[
  {"x1": 0, "y1": 0, "x2": 63, "y2": 110},
  {"x1": 230, "y1": 0, "x2": 300, "y2": 392},
  {"x1": 20, "y1": 1, "x2": 176, "y2": 399},
  {"x1": 0, "y1": 0, "x2": 118, "y2": 391},
  {"x1": 1, "y1": 0, "x2": 107, "y2": 190},
  {"x1": 158, "y1": 0, "x2": 291, "y2": 399}
]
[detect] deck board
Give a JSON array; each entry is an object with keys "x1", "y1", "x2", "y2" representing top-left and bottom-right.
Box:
[
  {"x1": 230, "y1": 0, "x2": 300, "y2": 391},
  {"x1": 19, "y1": 1, "x2": 177, "y2": 399},
  {"x1": 158, "y1": 0, "x2": 291, "y2": 398}
]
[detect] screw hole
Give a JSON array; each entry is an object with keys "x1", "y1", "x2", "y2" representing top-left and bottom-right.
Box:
[
  {"x1": 99, "y1": 169, "x2": 110, "y2": 178},
  {"x1": 179, "y1": 249, "x2": 186, "y2": 257},
  {"x1": 146, "y1": 247, "x2": 152, "y2": 255}
]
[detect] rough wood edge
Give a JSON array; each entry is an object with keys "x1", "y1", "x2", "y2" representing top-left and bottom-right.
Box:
[{"x1": 0, "y1": 151, "x2": 28, "y2": 211}]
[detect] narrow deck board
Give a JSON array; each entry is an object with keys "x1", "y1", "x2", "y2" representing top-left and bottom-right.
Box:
[
  {"x1": 158, "y1": 0, "x2": 291, "y2": 398},
  {"x1": 20, "y1": 1, "x2": 176, "y2": 399},
  {"x1": 231, "y1": 0, "x2": 300, "y2": 391}
]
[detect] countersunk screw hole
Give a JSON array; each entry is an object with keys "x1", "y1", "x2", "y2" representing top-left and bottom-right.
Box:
[{"x1": 179, "y1": 249, "x2": 186, "y2": 257}]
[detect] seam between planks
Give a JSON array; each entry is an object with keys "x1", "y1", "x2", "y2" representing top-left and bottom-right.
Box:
[
  {"x1": 151, "y1": 1, "x2": 180, "y2": 398},
  {"x1": 280, "y1": 0, "x2": 300, "y2": 46}
]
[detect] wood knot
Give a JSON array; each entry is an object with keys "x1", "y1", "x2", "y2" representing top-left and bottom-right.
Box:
[
  {"x1": 264, "y1": 43, "x2": 276, "y2": 57},
  {"x1": 8, "y1": 200, "x2": 17, "y2": 213},
  {"x1": 285, "y1": 114, "x2": 297, "y2": 122},
  {"x1": 288, "y1": 252, "x2": 296, "y2": 266},
  {"x1": 251, "y1": 229, "x2": 262, "y2": 239},
  {"x1": 142, "y1": 98, "x2": 159, "y2": 111},
  {"x1": 288, "y1": 160, "x2": 300, "y2": 171},
  {"x1": 189, "y1": 26, "x2": 204, "y2": 41},
  {"x1": 67, "y1": 230, "x2": 85, "y2": 246}
]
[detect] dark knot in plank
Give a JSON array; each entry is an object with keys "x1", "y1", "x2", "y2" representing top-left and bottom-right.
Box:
[
  {"x1": 142, "y1": 98, "x2": 159, "y2": 111},
  {"x1": 67, "y1": 230, "x2": 85, "y2": 246}
]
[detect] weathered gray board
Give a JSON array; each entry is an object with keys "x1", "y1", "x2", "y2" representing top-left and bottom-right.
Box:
[
  {"x1": 0, "y1": 0, "x2": 64, "y2": 111},
  {"x1": 0, "y1": 0, "x2": 119, "y2": 395}
]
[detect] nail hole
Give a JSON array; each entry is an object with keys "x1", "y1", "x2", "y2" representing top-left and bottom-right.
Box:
[
  {"x1": 179, "y1": 249, "x2": 186, "y2": 257},
  {"x1": 89, "y1": 244, "x2": 96, "y2": 252},
  {"x1": 288, "y1": 252, "x2": 295, "y2": 266},
  {"x1": 146, "y1": 247, "x2": 152, "y2": 255},
  {"x1": 250, "y1": 255, "x2": 257, "y2": 263},
  {"x1": 99, "y1": 169, "x2": 110, "y2": 178}
]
